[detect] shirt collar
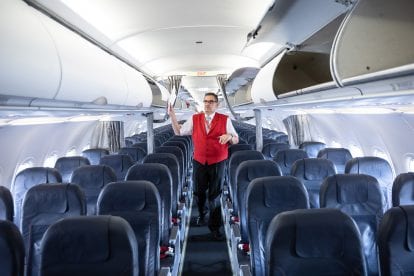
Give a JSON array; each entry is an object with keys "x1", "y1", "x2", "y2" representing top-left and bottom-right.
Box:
[{"x1": 205, "y1": 112, "x2": 216, "y2": 120}]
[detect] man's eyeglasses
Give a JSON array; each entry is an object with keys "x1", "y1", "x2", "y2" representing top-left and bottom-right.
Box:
[{"x1": 203, "y1": 100, "x2": 217, "y2": 104}]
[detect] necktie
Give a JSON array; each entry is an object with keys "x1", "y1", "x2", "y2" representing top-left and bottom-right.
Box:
[{"x1": 205, "y1": 116, "x2": 211, "y2": 132}]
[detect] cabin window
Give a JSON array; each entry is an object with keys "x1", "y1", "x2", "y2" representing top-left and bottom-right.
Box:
[
  {"x1": 406, "y1": 155, "x2": 414, "y2": 172},
  {"x1": 44, "y1": 153, "x2": 58, "y2": 168},
  {"x1": 66, "y1": 148, "x2": 77, "y2": 157},
  {"x1": 349, "y1": 144, "x2": 364, "y2": 157}
]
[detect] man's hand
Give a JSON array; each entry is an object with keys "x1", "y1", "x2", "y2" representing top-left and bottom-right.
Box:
[
  {"x1": 167, "y1": 103, "x2": 176, "y2": 118},
  {"x1": 218, "y1": 134, "x2": 233, "y2": 144}
]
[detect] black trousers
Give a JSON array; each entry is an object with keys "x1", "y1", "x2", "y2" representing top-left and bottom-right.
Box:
[{"x1": 193, "y1": 159, "x2": 226, "y2": 231}]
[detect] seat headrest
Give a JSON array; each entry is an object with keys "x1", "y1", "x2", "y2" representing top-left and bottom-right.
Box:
[
  {"x1": 292, "y1": 158, "x2": 336, "y2": 181},
  {"x1": 98, "y1": 181, "x2": 160, "y2": 212},
  {"x1": 99, "y1": 154, "x2": 134, "y2": 171},
  {"x1": 230, "y1": 150, "x2": 264, "y2": 167},
  {"x1": 237, "y1": 160, "x2": 281, "y2": 182},
  {"x1": 317, "y1": 148, "x2": 352, "y2": 163},
  {"x1": 345, "y1": 157, "x2": 393, "y2": 183},
  {"x1": 143, "y1": 153, "x2": 179, "y2": 168},
  {"x1": 70, "y1": 165, "x2": 116, "y2": 189},
  {"x1": 55, "y1": 156, "x2": 90, "y2": 170},
  {"x1": 24, "y1": 184, "x2": 71, "y2": 213},
  {"x1": 14, "y1": 167, "x2": 62, "y2": 190},
  {"x1": 262, "y1": 176, "x2": 309, "y2": 209},
  {"x1": 275, "y1": 149, "x2": 308, "y2": 167},
  {"x1": 125, "y1": 163, "x2": 171, "y2": 186}
]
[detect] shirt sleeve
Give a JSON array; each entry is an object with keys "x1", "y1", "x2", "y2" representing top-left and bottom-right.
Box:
[
  {"x1": 226, "y1": 118, "x2": 238, "y2": 137},
  {"x1": 179, "y1": 116, "x2": 193, "y2": 136}
]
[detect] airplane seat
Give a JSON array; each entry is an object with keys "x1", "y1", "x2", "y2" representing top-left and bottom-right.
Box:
[
  {"x1": 228, "y1": 144, "x2": 253, "y2": 158},
  {"x1": 81, "y1": 148, "x2": 110, "y2": 165},
  {"x1": 155, "y1": 146, "x2": 185, "y2": 189},
  {"x1": 265, "y1": 208, "x2": 367, "y2": 276},
  {"x1": 320, "y1": 174, "x2": 383, "y2": 276},
  {"x1": 118, "y1": 147, "x2": 146, "y2": 163},
  {"x1": 0, "y1": 220, "x2": 25, "y2": 276},
  {"x1": 131, "y1": 142, "x2": 148, "y2": 154},
  {"x1": 143, "y1": 153, "x2": 181, "y2": 218},
  {"x1": 291, "y1": 158, "x2": 336, "y2": 208},
  {"x1": 54, "y1": 156, "x2": 90, "y2": 183},
  {"x1": 261, "y1": 142, "x2": 290, "y2": 160},
  {"x1": 22, "y1": 184, "x2": 86, "y2": 276},
  {"x1": 378, "y1": 205, "x2": 414, "y2": 276},
  {"x1": 12, "y1": 167, "x2": 62, "y2": 225},
  {"x1": 70, "y1": 165, "x2": 117, "y2": 215},
  {"x1": 125, "y1": 163, "x2": 173, "y2": 245},
  {"x1": 97, "y1": 181, "x2": 161, "y2": 276},
  {"x1": 247, "y1": 176, "x2": 309, "y2": 276},
  {"x1": 317, "y1": 147, "x2": 353, "y2": 174},
  {"x1": 39, "y1": 216, "x2": 138, "y2": 276},
  {"x1": 275, "y1": 134, "x2": 289, "y2": 144},
  {"x1": 345, "y1": 156, "x2": 394, "y2": 210},
  {"x1": 99, "y1": 154, "x2": 135, "y2": 181},
  {"x1": 0, "y1": 186, "x2": 13, "y2": 221},
  {"x1": 228, "y1": 151, "x2": 264, "y2": 211},
  {"x1": 163, "y1": 141, "x2": 188, "y2": 173},
  {"x1": 392, "y1": 172, "x2": 414, "y2": 206},
  {"x1": 299, "y1": 141, "x2": 326, "y2": 158},
  {"x1": 234, "y1": 160, "x2": 282, "y2": 242},
  {"x1": 273, "y1": 149, "x2": 309, "y2": 176}
]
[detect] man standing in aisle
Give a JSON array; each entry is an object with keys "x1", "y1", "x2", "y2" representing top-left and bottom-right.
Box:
[{"x1": 168, "y1": 92, "x2": 239, "y2": 239}]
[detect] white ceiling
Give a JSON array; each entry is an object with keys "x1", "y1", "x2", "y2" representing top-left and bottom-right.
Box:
[{"x1": 33, "y1": 0, "x2": 275, "y2": 78}]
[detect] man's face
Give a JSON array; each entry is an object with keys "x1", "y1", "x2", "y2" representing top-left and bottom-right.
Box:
[{"x1": 203, "y1": 95, "x2": 218, "y2": 114}]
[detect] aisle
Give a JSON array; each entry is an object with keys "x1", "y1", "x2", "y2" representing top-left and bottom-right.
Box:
[{"x1": 180, "y1": 200, "x2": 232, "y2": 276}]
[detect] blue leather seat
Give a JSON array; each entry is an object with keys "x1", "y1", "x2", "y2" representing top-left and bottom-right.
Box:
[
  {"x1": 345, "y1": 156, "x2": 394, "y2": 210},
  {"x1": 291, "y1": 158, "x2": 336, "y2": 208},
  {"x1": 392, "y1": 172, "x2": 414, "y2": 206},
  {"x1": 125, "y1": 163, "x2": 173, "y2": 244},
  {"x1": 234, "y1": 160, "x2": 282, "y2": 242},
  {"x1": 22, "y1": 184, "x2": 86, "y2": 276},
  {"x1": 70, "y1": 165, "x2": 117, "y2": 215},
  {"x1": 265, "y1": 208, "x2": 367, "y2": 276},
  {"x1": 156, "y1": 146, "x2": 185, "y2": 186},
  {"x1": 54, "y1": 156, "x2": 90, "y2": 183},
  {"x1": 143, "y1": 153, "x2": 181, "y2": 216},
  {"x1": 247, "y1": 176, "x2": 309, "y2": 276},
  {"x1": 39, "y1": 216, "x2": 138, "y2": 276},
  {"x1": 118, "y1": 147, "x2": 146, "y2": 163},
  {"x1": 299, "y1": 141, "x2": 326, "y2": 158},
  {"x1": 317, "y1": 148, "x2": 352, "y2": 174},
  {"x1": 12, "y1": 167, "x2": 62, "y2": 225},
  {"x1": 261, "y1": 142, "x2": 290, "y2": 160},
  {"x1": 0, "y1": 220, "x2": 25, "y2": 276},
  {"x1": 131, "y1": 142, "x2": 148, "y2": 154},
  {"x1": 320, "y1": 174, "x2": 383, "y2": 275},
  {"x1": 0, "y1": 186, "x2": 13, "y2": 221},
  {"x1": 97, "y1": 181, "x2": 161, "y2": 276},
  {"x1": 228, "y1": 150, "x2": 264, "y2": 208},
  {"x1": 378, "y1": 205, "x2": 414, "y2": 276},
  {"x1": 273, "y1": 149, "x2": 308, "y2": 176},
  {"x1": 162, "y1": 141, "x2": 188, "y2": 174},
  {"x1": 99, "y1": 154, "x2": 135, "y2": 181},
  {"x1": 81, "y1": 148, "x2": 109, "y2": 165}
]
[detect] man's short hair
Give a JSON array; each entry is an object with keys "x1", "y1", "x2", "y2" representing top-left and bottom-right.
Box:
[{"x1": 204, "y1": 92, "x2": 218, "y2": 102}]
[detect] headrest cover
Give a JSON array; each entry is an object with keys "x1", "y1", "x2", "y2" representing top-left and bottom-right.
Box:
[
  {"x1": 336, "y1": 175, "x2": 376, "y2": 204},
  {"x1": 264, "y1": 177, "x2": 306, "y2": 208},
  {"x1": 295, "y1": 210, "x2": 345, "y2": 258},
  {"x1": 25, "y1": 184, "x2": 69, "y2": 213}
]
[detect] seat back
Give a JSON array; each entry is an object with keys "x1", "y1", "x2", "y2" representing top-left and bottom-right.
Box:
[
  {"x1": 99, "y1": 154, "x2": 135, "y2": 181},
  {"x1": 143, "y1": 153, "x2": 181, "y2": 216},
  {"x1": 12, "y1": 167, "x2": 62, "y2": 225},
  {"x1": 0, "y1": 186, "x2": 13, "y2": 221},
  {"x1": 345, "y1": 156, "x2": 394, "y2": 210},
  {"x1": 299, "y1": 141, "x2": 326, "y2": 158},
  {"x1": 156, "y1": 146, "x2": 185, "y2": 185},
  {"x1": 228, "y1": 150, "x2": 264, "y2": 204},
  {"x1": 320, "y1": 174, "x2": 383, "y2": 275},
  {"x1": 273, "y1": 149, "x2": 308, "y2": 176},
  {"x1": 0, "y1": 220, "x2": 25, "y2": 276},
  {"x1": 392, "y1": 172, "x2": 414, "y2": 206},
  {"x1": 247, "y1": 176, "x2": 309, "y2": 276},
  {"x1": 261, "y1": 143, "x2": 290, "y2": 160},
  {"x1": 228, "y1": 144, "x2": 253, "y2": 158},
  {"x1": 378, "y1": 205, "x2": 414, "y2": 276},
  {"x1": 81, "y1": 148, "x2": 109, "y2": 165},
  {"x1": 70, "y1": 165, "x2": 117, "y2": 215},
  {"x1": 118, "y1": 147, "x2": 146, "y2": 163},
  {"x1": 125, "y1": 163, "x2": 172, "y2": 244},
  {"x1": 235, "y1": 160, "x2": 282, "y2": 241},
  {"x1": 54, "y1": 156, "x2": 90, "y2": 183},
  {"x1": 265, "y1": 208, "x2": 367, "y2": 276},
  {"x1": 97, "y1": 181, "x2": 161, "y2": 276},
  {"x1": 40, "y1": 216, "x2": 138, "y2": 276},
  {"x1": 131, "y1": 142, "x2": 148, "y2": 154},
  {"x1": 22, "y1": 184, "x2": 86, "y2": 276},
  {"x1": 317, "y1": 148, "x2": 352, "y2": 173},
  {"x1": 291, "y1": 158, "x2": 336, "y2": 208}
]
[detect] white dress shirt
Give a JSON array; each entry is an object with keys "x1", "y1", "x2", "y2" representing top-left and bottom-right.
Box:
[{"x1": 178, "y1": 112, "x2": 238, "y2": 137}]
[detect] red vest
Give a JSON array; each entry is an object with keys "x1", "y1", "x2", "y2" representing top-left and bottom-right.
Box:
[{"x1": 192, "y1": 113, "x2": 229, "y2": 165}]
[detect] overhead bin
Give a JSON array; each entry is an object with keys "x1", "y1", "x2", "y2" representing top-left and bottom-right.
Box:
[
  {"x1": 331, "y1": 0, "x2": 414, "y2": 85},
  {"x1": 0, "y1": 0, "x2": 153, "y2": 108}
]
